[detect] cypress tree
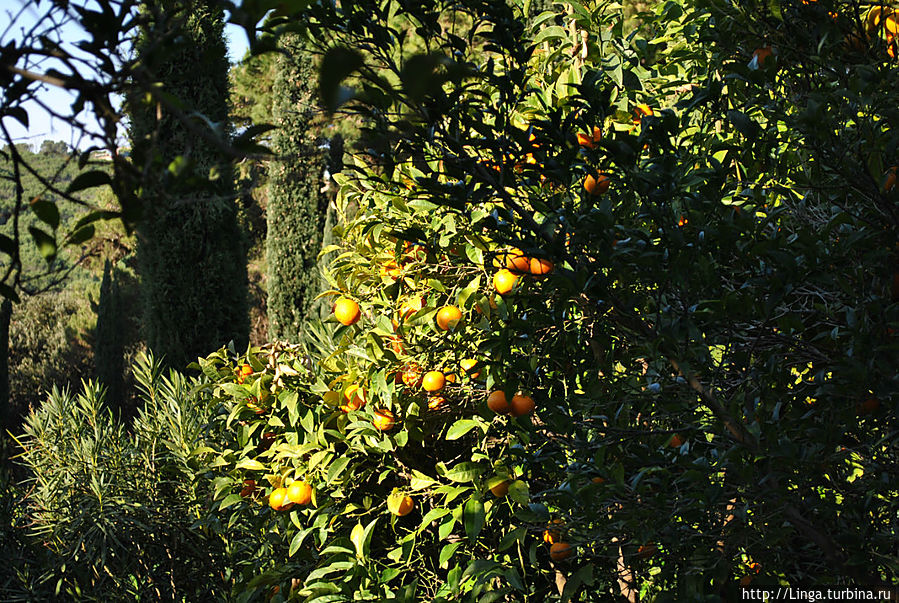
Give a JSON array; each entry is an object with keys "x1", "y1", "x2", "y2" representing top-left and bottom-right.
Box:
[
  {"x1": 94, "y1": 260, "x2": 125, "y2": 409},
  {"x1": 266, "y1": 34, "x2": 328, "y2": 342},
  {"x1": 130, "y1": 0, "x2": 248, "y2": 368}
]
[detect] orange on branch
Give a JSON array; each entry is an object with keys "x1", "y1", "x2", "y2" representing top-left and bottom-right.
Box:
[
  {"x1": 286, "y1": 481, "x2": 312, "y2": 505},
  {"x1": 584, "y1": 173, "x2": 610, "y2": 196},
  {"x1": 269, "y1": 487, "x2": 293, "y2": 511},
  {"x1": 577, "y1": 126, "x2": 602, "y2": 149},
  {"x1": 549, "y1": 542, "x2": 574, "y2": 562},
  {"x1": 436, "y1": 305, "x2": 463, "y2": 331},
  {"x1": 493, "y1": 269, "x2": 519, "y2": 294},
  {"x1": 487, "y1": 390, "x2": 511, "y2": 414},
  {"x1": 387, "y1": 492, "x2": 415, "y2": 516},
  {"x1": 334, "y1": 297, "x2": 361, "y2": 326},
  {"x1": 509, "y1": 393, "x2": 535, "y2": 417},
  {"x1": 373, "y1": 408, "x2": 396, "y2": 431},
  {"x1": 460, "y1": 358, "x2": 480, "y2": 379},
  {"x1": 422, "y1": 370, "x2": 446, "y2": 392},
  {"x1": 528, "y1": 257, "x2": 554, "y2": 276}
]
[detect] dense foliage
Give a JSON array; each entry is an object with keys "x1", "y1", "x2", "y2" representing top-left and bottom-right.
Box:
[
  {"x1": 130, "y1": 0, "x2": 249, "y2": 369},
  {"x1": 266, "y1": 33, "x2": 330, "y2": 342}
]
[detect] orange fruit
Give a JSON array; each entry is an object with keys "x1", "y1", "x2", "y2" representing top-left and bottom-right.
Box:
[
  {"x1": 542, "y1": 519, "x2": 565, "y2": 544},
  {"x1": 393, "y1": 296, "x2": 424, "y2": 328},
  {"x1": 436, "y1": 305, "x2": 463, "y2": 331},
  {"x1": 373, "y1": 408, "x2": 396, "y2": 431},
  {"x1": 669, "y1": 433, "x2": 685, "y2": 448},
  {"x1": 388, "y1": 493, "x2": 414, "y2": 516},
  {"x1": 422, "y1": 370, "x2": 446, "y2": 392},
  {"x1": 493, "y1": 269, "x2": 519, "y2": 294},
  {"x1": 677, "y1": 215, "x2": 688, "y2": 227},
  {"x1": 240, "y1": 479, "x2": 256, "y2": 498},
  {"x1": 427, "y1": 395, "x2": 447, "y2": 410},
  {"x1": 389, "y1": 335, "x2": 404, "y2": 355},
  {"x1": 577, "y1": 126, "x2": 602, "y2": 149},
  {"x1": 857, "y1": 397, "x2": 880, "y2": 415},
  {"x1": 884, "y1": 166, "x2": 897, "y2": 192},
  {"x1": 636, "y1": 543, "x2": 658, "y2": 559},
  {"x1": 237, "y1": 363, "x2": 253, "y2": 383},
  {"x1": 528, "y1": 257, "x2": 554, "y2": 276},
  {"x1": 584, "y1": 173, "x2": 610, "y2": 196},
  {"x1": 591, "y1": 476, "x2": 605, "y2": 484},
  {"x1": 497, "y1": 247, "x2": 530, "y2": 273},
  {"x1": 633, "y1": 103, "x2": 654, "y2": 123},
  {"x1": 341, "y1": 384, "x2": 366, "y2": 412},
  {"x1": 549, "y1": 542, "x2": 573, "y2": 562},
  {"x1": 401, "y1": 363, "x2": 423, "y2": 388},
  {"x1": 740, "y1": 575, "x2": 754, "y2": 587},
  {"x1": 509, "y1": 394, "x2": 535, "y2": 417},
  {"x1": 460, "y1": 358, "x2": 480, "y2": 379},
  {"x1": 269, "y1": 487, "x2": 292, "y2": 511},
  {"x1": 334, "y1": 297, "x2": 361, "y2": 326},
  {"x1": 487, "y1": 390, "x2": 510, "y2": 414},
  {"x1": 380, "y1": 260, "x2": 403, "y2": 279},
  {"x1": 751, "y1": 46, "x2": 774, "y2": 68},
  {"x1": 488, "y1": 477, "x2": 511, "y2": 498},
  {"x1": 286, "y1": 480, "x2": 312, "y2": 505}
]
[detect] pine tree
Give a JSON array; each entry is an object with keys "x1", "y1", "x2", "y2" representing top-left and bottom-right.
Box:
[
  {"x1": 129, "y1": 0, "x2": 248, "y2": 368},
  {"x1": 266, "y1": 34, "x2": 328, "y2": 342},
  {"x1": 94, "y1": 260, "x2": 125, "y2": 409}
]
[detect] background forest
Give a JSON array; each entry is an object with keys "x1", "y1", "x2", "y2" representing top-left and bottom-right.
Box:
[{"x1": 1, "y1": 0, "x2": 897, "y2": 601}]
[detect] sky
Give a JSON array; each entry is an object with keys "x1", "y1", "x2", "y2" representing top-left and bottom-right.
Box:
[{"x1": 1, "y1": 1, "x2": 251, "y2": 151}]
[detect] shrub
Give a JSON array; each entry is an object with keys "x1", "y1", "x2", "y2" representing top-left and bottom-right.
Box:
[{"x1": 13, "y1": 353, "x2": 227, "y2": 600}]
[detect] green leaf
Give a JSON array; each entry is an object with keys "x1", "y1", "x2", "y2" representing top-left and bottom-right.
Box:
[
  {"x1": 533, "y1": 25, "x2": 568, "y2": 44},
  {"x1": 327, "y1": 456, "x2": 350, "y2": 484},
  {"x1": 30, "y1": 199, "x2": 59, "y2": 230},
  {"x1": 235, "y1": 458, "x2": 266, "y2": 471},
  {"x1": 0, "y1": 234, "x2": 16, "y2": 256},
  {"x1": 28, "y1": 227, "x2": 56, "y2": 262},
  {"x1": 442, "y1": 462, "x2": 484, "y2": 483},
  {"x1": 66, "y1": 225, "x2": 95, "y2": 246},
  {"x1": 508, "y1": 480, "x2": 530, "y2": 505},
  {"x1": 445, "y1": 418, "x2": 484, "y2": 441},
  {"x1": 463, "y1": 497, "x2": 485, "y2": 542},
  {"x1": 439, "y1": 542, "x2": 461, "y2": 568},
  {"x1": 498, "y1": 526, "x2": 527, "y2": 551},
  {"x1": 65, "y1": 170, "x2": 111, "y2": 194},
  {"x1": 320, "y1": 46, "x2": 363, "y2": 112}
]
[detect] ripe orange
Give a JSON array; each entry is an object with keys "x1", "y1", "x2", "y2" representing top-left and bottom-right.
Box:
[
  {"x1": 857, "y1": 397, "x2": 880, "y2": 415},
  {"x1": 240, "y1": 479, "x2": 256, "y2": 498},
  {"x1": 584, "y1": 173, "x2": 610, "y2": 196},
  {"x1": 380, "y1": 260, "x2": 403, "y2": 279},
  {"x1": 509, "y1": 394, "x2": 535, "y2": 417},
  {"x1": 549, "y1": 542, "x2": 573, "y2": 562},
  {"x1": 401, "y1": 363, "x2": 423, "y2": 388},
  {"x1": 528, "y1": 257, "x2": 554, "y2": 276},
  {"x1": 373, "y1": 408, "x2": 396, "y2": 431},
  {"x1": 436, "y1": 305, "x2": 463, "y2": 331},
  {"x1": 577, "y1": 126, "x2": 602, "y2": 149},
  {"x1": 237, "y1": 363, "x2": 253, "y2": 383},
  {"x1": 591, "y1": 476, "x2": 605, "y2": 484},
  {"x1": 389, "y1": 335, "x2": 404, "y2": 355},
  {"x1": 487, "y1": 390, "x2": 511, "y2": 414},
  {"x1": 493, "y1": 269, "x2": 519, "y2": 294},
  {"x1": 286, "y1": 480, "x2": 312, "y2": 505},
  {"x1": 341, "y1": 384, "x2": 366, "y2": 412},
  {"x1": 488, "y1": 477, "x2": 511, "y2": 498},
  {"x1": 427, "y1": 395, "x2": 447, "y2": 410},
  {"x1": 394, "y1": 296, "x2": 424, "y2": 328},
  {"x1": 884, "y1": 166, "x2": 897, "y2": 192},
  {"x1": 334, "y1": 297, "x2": 361, "y2": 326},
  {"x1": 498, "y1": 247, "x2": 530, "y2": 273},
  {"x1": 422, "y1": 370, "x2": 446, "y2": 392},
  {"x1": 669, "y1": 433, "x2": 685, "y2": 448},
  {"x1": 636, "y1": 543, "x2": 658, "y2": 559},
  {"x1": 388, "y1": 494, "x2": 414, "y2": 516},
  {"x1": 751, "y1": 46, "x2": 774, "y2": 68},
  {"x1": 269, "y1": 487, "x2": 292, "y2": 511},
  {"x1": 542, "y1": 519, "x2": 565, "y2": 544},
  {"x1": 460, "y1": 358, "x2": 480, "y2": 379},
  {"x1": 633, "y1": 103, "x2": 654, "y2": 124}
]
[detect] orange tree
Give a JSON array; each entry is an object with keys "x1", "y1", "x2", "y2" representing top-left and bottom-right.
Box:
[{"x1": 196, "y1": 0, "x2": 897, "y2": 599}]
